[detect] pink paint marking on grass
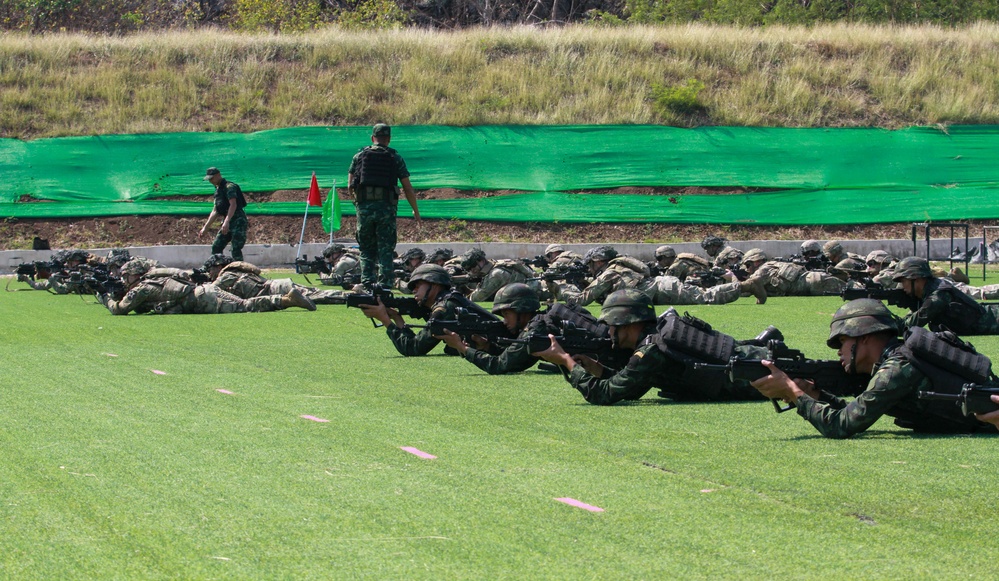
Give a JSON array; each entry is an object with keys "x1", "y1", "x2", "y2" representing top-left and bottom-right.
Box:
[
  {"x1": 216, "y1": 389, "x2": 236, "y2": 395},
  {"x1": 150, "y1": 369, "x2": 167, "y2": 375},
  {"x1": 103, "y1": 353, "x2": 118, "y2": 357},
  {"x1": 555, "y1": 498, "x2": 604, "y2": 512},
  {"x1": 400, "y1": 447, "x2": 437, "y2": 459},
  {"x1": 300, "y1": 415, "x2": 329, "y2": 423}
]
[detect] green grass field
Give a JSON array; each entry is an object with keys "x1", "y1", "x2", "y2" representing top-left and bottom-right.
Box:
[{"x1": 3, "y1": 273, "x2": 998, "y2": 579}]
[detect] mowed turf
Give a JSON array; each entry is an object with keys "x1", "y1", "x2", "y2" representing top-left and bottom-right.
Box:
[{"x1": 2, "y1": 274, "x2": 998, "y2": 579}]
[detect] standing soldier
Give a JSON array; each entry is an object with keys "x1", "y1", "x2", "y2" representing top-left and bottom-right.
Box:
[
  {"x1": 348, "y1": 123, "x2": 421, "y2": 290},
  {"x1": 199, "y1": 167, "x2": 248, "y2": 261}
]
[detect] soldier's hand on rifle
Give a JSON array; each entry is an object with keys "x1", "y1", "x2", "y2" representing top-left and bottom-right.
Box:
[
  {"x1": 435, "y1": 329, "x2": 468, "y2": 356},
  {"x1": 531, "y1": 335, "x2": 576, "y2": 370},
  {"x1": 469, "y1": 334, "x2": 491, "y2": 351},
  {"x1": 750, "y1": 360, "x2": 818, "y2": 403},
  {"x1": 574, "y1": 354, "x2": 605, "y2": 378},
  {"x1": 974, "y1": 395, "x2": 999, "y2": 427},
  {"x1": 358, "y1": 298, "x2": 397, "y2": 327}
]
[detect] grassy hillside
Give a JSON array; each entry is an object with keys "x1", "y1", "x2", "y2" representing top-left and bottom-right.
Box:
[{"x1": 3, "y1": 23, "x2": 999, "y2": 138}]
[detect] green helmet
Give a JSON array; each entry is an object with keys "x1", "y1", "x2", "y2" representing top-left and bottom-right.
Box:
[
  {"x1": 460, "y1": 248, "x2": 487, "y2": 271},
  {"x1": 598, "y1": 289, "x2": 656, "y2": 326},
  {"x1": 800, "y1": 240, "x2": 822, "y2": 256},
  {"x1": 120, "y1": 258, "x2": 154, "y2": 277},
  {"x1": 491, "y1": 283, "x2": 541, "y2": 314},
  {"x1": 655, "y1": 245, "x2": 676, "y2": 260},
  {"x1": 742, "y1": 248, "x2": 768, "y2": 265},
  {"x1": 106, "y1": 249, "x2": 131, "y2": 267},
  {"x1": 891, "y1": 256, "x2": 933, "y2": 281},
  {"x1": 583, "y1": 245, "x2": 618, "y2": 264},
  {"x1": 401, "y1": 247, "x2": 426, "y2": 262},
  {"x1": 701, "y1": 235, "x2": 726, "y2": 251},
  {"x1": 322, "y1": 243, "x2": 346, "y2": 258},
  {"x1": 407, "y1": 264, "x2": 452, "y2": 291},
  {"x1": 203, "y1": 253, "x2": 233, "y2": 269},
  {"x1": 827, "y1": 298, "x2": 901, "y2": 348},
  {"x1": 427, "y1": 247, "x2": 454, "y2": 263}
]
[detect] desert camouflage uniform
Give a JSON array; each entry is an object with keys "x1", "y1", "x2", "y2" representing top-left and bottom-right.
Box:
[
  {"x1": 558, "y1": 256, "x2": 649, "y2": 307},
  {"x1": 469, "y1": 259, "x2": 537, "y2": 302},
  {"x1": 104, "y1": 275, "x2": 289, "y2": 315},
  {"x1": 319, "y1": 249, "x2": 361, "y2": 286},
  {"x1": 215, "y1": 261, "x2": 346, "y2": 304},
  {"x1": 748, "y1": 261, "x2": 845, "y2": 296},
  {"x1": 666, "y1": 252, "x2": 711, "y2": 282},
  {"x1": 794, "y1": 340, "x2": 993, "y2": 437}
]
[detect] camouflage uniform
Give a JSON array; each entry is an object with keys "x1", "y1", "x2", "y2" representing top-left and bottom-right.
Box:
[
  {"x1": 468, "y1": 259, "x2": 537, "y2": 302},
  {"x1": 558, "y1": 255, "x2": 649, "y2": 307},
  {"x1": 319, "y1": 248, "x2": 361, "y2": 286},
  {"x1": 105, "y1": 276, "x2": 291, "y2": 315},
  {"x1": 386, "y1": 290, "x2": 479, "y2": 357},
  {"x1": 745, "y1": 259, "x2": 845, "y2": 296},
  {"x1": 210, "y1": 177, "x2": 248, "y2": 261},
  {"x1": 666, "y1": 252, "x2": 711, "y2": 282},
  {"x1": 903, "y1": 277, "x2": 999, "y2": 335},
  {"x1": 462, "y1": 284, "x2": 550, "y2": 375},
  {"x1": 713, "y1": 246, "x2": 744, "y2": 268},
  {"x1": 792, "y1": 299, "x2": 993, "y2": 437},
  {"x1": 349, "y1": 138, "x2": 411, "y2": 288},
  {"x1": 638, "y1": 275, "x2": 744, "y2": 306},
  {"x1": 214, "y1": 261, "x2": 346, "y2": 304}
]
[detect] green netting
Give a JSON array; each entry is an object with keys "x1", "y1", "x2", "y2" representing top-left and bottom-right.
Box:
[{"x1": 2, "y1": 125, "x2": 998, "y2": 224}]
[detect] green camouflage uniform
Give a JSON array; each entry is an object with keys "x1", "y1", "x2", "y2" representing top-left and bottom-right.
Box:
[
  {"x1": 385, "y1": 290, "x2": 473, "y2": 356},
  {"x1": 211, "y1": 179, "x2": 248, "y2": 261},
  {"x1": 904, "y1": 278, "x2": 999, "y2": 335},
  {"x1": 794, "y1": 340, "x2": 993, "y2": 437},
  {"x1": 748, "y1": 260, "x2": 845, "y2": 296},
  {"x1": 214, "y1": 262, "x2": 346, "y2": 304},
  {"x1": 349, "y1": 145, "x2": 410, "y2": 288},
  {"x1": 462, "y1": 315, "x2": 554, "y2": 375},
  {"x1": 568, "y1": 325, "x2": 769, "y2": 405},
  {"x1": 105, "y1": 276, "x2": 287, "y2": 315},
  {"x1": 469, "y1": 259, "x2": 537, "y2": 302}
]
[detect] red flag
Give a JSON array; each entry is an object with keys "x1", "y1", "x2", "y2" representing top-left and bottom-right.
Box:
[{"x1": 307, "y1": 172, "x2": 322, "y2": 207}]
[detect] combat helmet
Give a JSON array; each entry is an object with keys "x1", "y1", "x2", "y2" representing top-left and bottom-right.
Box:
[
  {"x1": 491, "y1": 283, "x2": 541, "y2": 314},
  {"x1": 427, "y1": 247, "x2": 454, "y2": 263},
  {"x1": 106, "y1": 249, "x2": 131, "y2": 267},
  {"x1": 741, "y1": 248, "x2": 768, "y2": 265},
  {"x1": 407, "y1": 264, "x2": 452, "y2": 291},
  {"x1": 544, "y1": 244, "x2": 566, "y2": 256},
  {"x1": 322, "y1": 243, "x2": 346, "y2": 258},
  {"x1": 827, "y1": 298, "x2": 901, "y2": 348},
  {"x1": 460, "y1": 248, "x2": 487, "y2": 271},
  {"x1": 701, "y1": 235, "x2": 726, "y2": 251},
  {"x1": 204, "y1": 254, "x2": 234, "y2": 269},
  {"x1": 598, "y1": 289, "x2": 656, "y2": 326},
  {"x1": 891, "y1": 256, "x2": 934, "y2": 281},
  {"x1": 66, "y1": 249, "x2": 90, "y2": 263},
  {"x1": 654, "y1": 245, "x2": 676, "y2": 260},
  {"x1": 715, "y1": 246, "x2": 744, "y2": 266},
  {"x1": 800, "y1": 240, "x2": 823, "y2": 256},
  {"x1": 401, "y1": 247, "x2": 426, "y2": 262},
  {"x1": 120, "y1": 258, "x2": 154, "y2": 278},
  {"x1": 866, "y1": 250, "x2": 893, "y2": 267},
  {"x1": 583, "y1": 245, "x2": 618, "y2": 264},
  {"x1": 822, "y1": 240, "x2": 844, "y2": 258}
]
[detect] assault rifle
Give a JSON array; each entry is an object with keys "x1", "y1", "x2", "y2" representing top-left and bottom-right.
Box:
[
  {"x1": 838, "y1": 282, "x2": 920, "y2": 311},
  {"x1": 537, "y1": 262, "x2": 589, "y2": 288},
  {"x1": 773, "y1": 254, "x2": 831, "y2": 271},
  {"x1": 85, "y1": 276, "x2": 127, "y2": 302},
  {"x1": 686, "y1": 266, "x2": 749, "y2": 288},
  {"x1": 346, "y1": 286, "x2": 432, "y2": 325},
  {"x1": 496, "y1": 322, "x2": 620, "y2": 367},
  {"x1": 420, "y1": 306, "x2": 512, "y2": 353},
  {"x1": 190, "y1": 268, "x2": 212, "y2": 285},
  {"x1": 294, "y1": 255, "x2": 330, "y2": 275},
  {"x1": 691, "y1": 340, "x2": 868, "y2": 413},
  {"x1": 918, "y1": 384, "x2": 999, "y2": 416},
  {"x1": 15, "y1": 260, "x2": 60, "y2": 280},
  {"x1": 521, "y1": 255, "x2": 550, "y2": 270}
]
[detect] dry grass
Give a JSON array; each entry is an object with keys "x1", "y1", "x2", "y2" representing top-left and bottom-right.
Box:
[{"x1": 3, "y1": 23, "x2": 999, "y2": 138}]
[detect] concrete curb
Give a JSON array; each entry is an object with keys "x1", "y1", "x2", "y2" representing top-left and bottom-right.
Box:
[{"x1": 0, "y1": 238, "x2": 978, "y2": 274}]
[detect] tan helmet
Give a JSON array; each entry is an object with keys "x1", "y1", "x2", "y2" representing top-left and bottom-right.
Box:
[{"x1": 741, "y1": 248, "x2": 768, "y2": 265}]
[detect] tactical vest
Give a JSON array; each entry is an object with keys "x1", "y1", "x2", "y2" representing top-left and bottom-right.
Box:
[
  {"x1": 493, "y1": 259, "x2": 536, "y2": 280},
  {"x1": 896, "y1": 326, "x2": 994, "y2": 430},
  {"x1": 924, "y1": 278, "x2": 987, "y2": 334},
  {"x1": 214, "y1": 180, "x2": 247, "y2": 215},
  {"x1": 649, "y1": 309, "x2": 737, "y2": 400},
  {"x1": 354, "y1": 146, "x2": 400, "y2": 196}
]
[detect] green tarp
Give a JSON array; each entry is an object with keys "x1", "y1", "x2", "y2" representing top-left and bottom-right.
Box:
[{"x1": 2, "y1": 125, "x2": 997, "y2": 224}]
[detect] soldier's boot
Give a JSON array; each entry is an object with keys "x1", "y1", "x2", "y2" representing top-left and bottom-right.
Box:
[
  {"x1": 739, "y1": 278, "x2": 767, "y2": 305},
  {"x1": 282, "y1": 288, "x2": 317, "y2": 311},
  {"x1": 950, "y1": 267, "x2": 970, "y2": 284}
]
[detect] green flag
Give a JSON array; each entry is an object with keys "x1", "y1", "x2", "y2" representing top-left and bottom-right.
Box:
[{"x1": 322, "y1": 184, "x2": 341, "y2": 233}]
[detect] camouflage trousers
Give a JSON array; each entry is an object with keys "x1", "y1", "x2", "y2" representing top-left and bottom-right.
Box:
[
  {"x1": 172, "y1": 285, "x2": 283, "y2": 314},
  {"x1": 955, "y1": 281, "x2": 999, "y2": 300},
  {"x1": 211, "y1": 213, "x2": 249, "y2": 261},
  {"x1": 355, "y1": 201, "x2": 398, "y2": 288},
  {"x1": 787, "y1": 272, "x2": 845, "y2": 296},
  {"x1": 265, "y1": 279, "x2": 346, "y2": 304},
  {"x1": 639, "y1": 276, "x2": 741, "y2": 305}
]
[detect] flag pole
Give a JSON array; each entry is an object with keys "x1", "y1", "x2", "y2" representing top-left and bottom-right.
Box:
[
  {"x1": 330, "y1": 179, "x2": 336, "y2": 243},
  {"x1": 296, "y1": 172, "x2": 316, "y2": 262}
]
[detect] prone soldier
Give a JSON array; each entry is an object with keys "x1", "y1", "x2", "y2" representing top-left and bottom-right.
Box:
[
  {"x1": 204, "y1": 254, "x2": 347, "y2": 304},
  {"x1": 460, "y1": 248, "x2": 538, "y2": 302},
  {"x1": 892, "y1": 256, "x2": 999, "y2": 335},
  {"x1": 741, "y1": 248, "x2": 845, "y2": 297}
]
